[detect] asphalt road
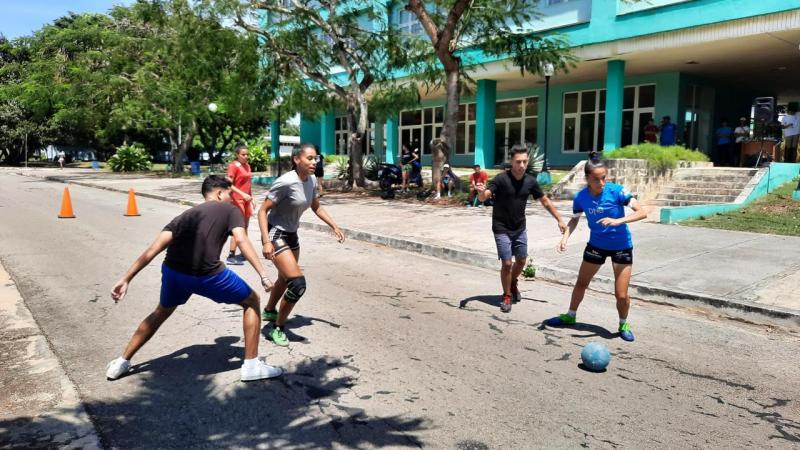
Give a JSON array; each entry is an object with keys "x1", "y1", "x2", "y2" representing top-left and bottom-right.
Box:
[{"x1": 0, "y1": 173, "x2": 799, "y2": 449}]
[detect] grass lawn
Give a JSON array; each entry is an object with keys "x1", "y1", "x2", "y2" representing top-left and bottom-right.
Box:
[{"x1": 681, "y1": 179, "x2": 800, "y2": 237}]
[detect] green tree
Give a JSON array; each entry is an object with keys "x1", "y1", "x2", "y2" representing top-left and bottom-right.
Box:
[
  {"x1": 211, "y1": 0, "x2": 414, "y2": 188},
  {"x1": 401, "y1": 0, "x2": 571, "y2": 186},
  {"x1": 0, "y1": 14, "x2": 128, "y2": 161},
  {"x1": 108, "y1": 0, "x2": 274, "y2": 172}
]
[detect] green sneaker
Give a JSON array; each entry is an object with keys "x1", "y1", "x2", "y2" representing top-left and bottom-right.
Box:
[
  {"x1": 269, "y1": 327, "x2": 289, "y2": 347},
  {"x1": 262, "y1": 309, "x2": 278, "y2": 322},
  {"x1": 619, "y1": 322, "x2": 635, "y2": 342},
  {"x1": 544, "y1": 313, "x2": 576, "y2": 327}
]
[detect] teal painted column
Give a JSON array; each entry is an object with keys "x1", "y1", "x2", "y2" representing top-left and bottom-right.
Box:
[
  {"x1": 299, "y1": 114, "x2": 322, "y2": 148},
  {"x1": 320, "y1": 111, "x2": 335, "y2": 156},
  {"x1": 374, "y1": 121, "x2": 385, "y2": 162},
  {"x1": 270, "y1": 120, "x2": 280, "y2": 160},
  {"x1": 603, "y1": 60, "x2": 625, "y2": 151},
  {"x1": 475, "y1": 79, "x2": 497, "y2": 168},
  {"x1": 386, "y1": 114, "x2": 398, "y2": 165}
]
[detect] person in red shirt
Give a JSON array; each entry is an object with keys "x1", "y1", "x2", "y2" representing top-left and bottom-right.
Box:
[
  {"x1": 642, "y1": 118, "x2": 658, "y2": 143},
  {"x1": 467, "y1": 164, "x2": 488, "y2": 207},
  {"x1": 226, "y1": 144, "x2": 255, "y2": 265}
]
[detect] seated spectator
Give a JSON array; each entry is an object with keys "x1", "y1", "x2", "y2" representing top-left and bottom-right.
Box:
[
  {"x1": 437, "y1": 163, "x2": 457, "y2": 198},
  {"x1": 467, "y1": 164, "x2": 488, "y2": 207}
]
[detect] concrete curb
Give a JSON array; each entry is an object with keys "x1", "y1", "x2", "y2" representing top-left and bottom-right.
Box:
[
  {"x1": 27, "y1": 171, "x2": 800, "y2": 327},
  {"x1": 301, "y1": 221, "x2": 800, "y2": 327}
]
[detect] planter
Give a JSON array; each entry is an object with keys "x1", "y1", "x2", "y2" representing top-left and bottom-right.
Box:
[{"x1": 550, "y1": 159, "x2": 713, "y2": 201}]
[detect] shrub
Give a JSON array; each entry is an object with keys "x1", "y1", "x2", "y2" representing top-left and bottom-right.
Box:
[
  {"x1": 522, "y1": 261, "x2": 536, "y2": 278},
  {"x1": 326, "y1": 155, "x2": 349, "y2": 179},
  {"x1": 107, "y1": 143, "x2": 152, "y2": 172},
  {"x1": 604, "y1": 143, "x2": 708, "y2": 172},
  {"x1": 224, "y1": 138, "x2": 271, "y2": 172},
  {"x1": 364, "y1": 154, "x2": 379, "y2": 180},
  {"x1": 525, "y1": 143, "x2": 544, "y2": 175},
  {"x1": 319, "y1": 154, "x2": 378, "y2": 180}
]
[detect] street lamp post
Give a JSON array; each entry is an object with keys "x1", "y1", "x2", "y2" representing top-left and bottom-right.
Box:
[
  {"x1": 541, "y1": 62, "x2": 555, "y2": 184},
  {"x1": 273, "y1": 97, "x2": 284, "y2": 177},
  {"x1": 207, "y1": 102, "x2": 218, "y2": 171}
]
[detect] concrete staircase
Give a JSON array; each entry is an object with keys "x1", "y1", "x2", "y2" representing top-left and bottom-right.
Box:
[{"x1": 651, "y1": 167, "x2": 757, "y2": 207}]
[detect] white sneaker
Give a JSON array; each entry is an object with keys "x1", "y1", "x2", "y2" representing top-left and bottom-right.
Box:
[
  {"x1": 106, "y1": 357, "x2": 131, "y2": 380},
  {"x1": 240, "y1": 359, "x2": 283, "y2": 382}
]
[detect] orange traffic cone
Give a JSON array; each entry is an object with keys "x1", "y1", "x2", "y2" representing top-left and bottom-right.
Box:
[
  {"x1": 58, "y1": 187, "x2": 76, "y2": 218},
  {"x1": 124, "y1": 188, "x2": 140, "y2": 217}
]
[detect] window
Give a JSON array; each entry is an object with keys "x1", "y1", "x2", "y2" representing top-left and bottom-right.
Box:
[
  {"x1": 399, "y1": 106, "x2": 446, "y2": 155},
  {"x1": 496, "y1": 100, "x2": 523, "y2": 119},
  {"x1": 397, "y1": 10, "x2": 423, "y2": 36},
  {"x1": 562, "y1": 84, "x2": 656, "y2": 152},
  {"x1": 401, "y1": 109, "x2": 422, "y2": 126},
  {"x1": 457, "y1": 104, "x2": 476, "y2": 154},
  {"x1": 494, "y1": 97, "x2": 538, "y2": 164},
  {"x1": 524, "y1": 96, "x2": 539, "y2": 148},
  {"x1": 335, "y1": 116, "x2": 375, "y2": 155},
  {"x1": 335, "y1": 117, "x2": 349, "y2": 155}
]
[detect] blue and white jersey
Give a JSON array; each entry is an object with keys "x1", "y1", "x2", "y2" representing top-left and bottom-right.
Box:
[{"x1": 573, "y1": 183, "x2": 634, "y2": 251}]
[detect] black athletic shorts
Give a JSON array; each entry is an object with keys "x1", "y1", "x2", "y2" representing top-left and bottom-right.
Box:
[
  {"x1": 268, "y1": 226, "x2": 300, "y2": 256},
  {"x1": 583, "y1": 243, "x2": 633, "y2": 265}
]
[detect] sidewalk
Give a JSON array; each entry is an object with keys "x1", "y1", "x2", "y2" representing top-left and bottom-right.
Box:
[
  {"x1": 0, "y1": 260, "x2": 101, "y2": 449},
  {"x1": 14, "y1": 168, "x2": 800, "y2": 326}
]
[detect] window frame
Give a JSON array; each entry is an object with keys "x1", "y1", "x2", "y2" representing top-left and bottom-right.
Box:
[{"x1": 561, "y1": 84, "x2": 656, "y2": 153}]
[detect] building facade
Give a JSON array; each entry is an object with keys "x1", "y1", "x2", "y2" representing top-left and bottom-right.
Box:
[{"x1": 294, "y1": 0, "x2": 800, "y2": 168}]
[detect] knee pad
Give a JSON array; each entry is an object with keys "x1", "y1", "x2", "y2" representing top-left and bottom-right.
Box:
[{"x1": 285, "y1": 276, "x2": 307, "y2": 303}]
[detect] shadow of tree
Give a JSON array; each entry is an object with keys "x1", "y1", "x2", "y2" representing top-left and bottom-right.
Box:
[{"x1": 0, "y1": 336, "x2": 427, "y2": 448}]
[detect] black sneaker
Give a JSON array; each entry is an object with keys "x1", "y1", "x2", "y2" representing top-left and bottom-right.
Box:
[{"x1": 511, "y1": 279, "x2": 521, "y2": 303}]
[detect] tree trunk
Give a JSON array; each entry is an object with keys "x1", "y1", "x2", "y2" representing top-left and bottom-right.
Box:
[
  {"x1": 346, "y1": 105, "x2": 366, "y2": 189},
  {"x1": 434, "y1": 65, "x2": 461, "y2": 193},
  {"x1": 167, "y1": 126, "x2": 192, "y2": 173},
  {"x1": 167, "y1": 133, "x2": 184, "y2": 173}
]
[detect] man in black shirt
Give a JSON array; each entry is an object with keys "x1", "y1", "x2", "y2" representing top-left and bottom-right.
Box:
[
  {"x1": 106, "y1": 175, "x2": 282, "y2": 382},
  {"x1": 478, "y1": 146, "x2": 567, "y2": 313}
]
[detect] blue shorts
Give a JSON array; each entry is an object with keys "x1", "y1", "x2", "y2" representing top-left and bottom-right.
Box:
[
  {"x1": 494, "y1": 230, "x2": 528, "y2": 261},
  {"x1": 159, "y1": 265, "x2": 252, "y2": 308}
]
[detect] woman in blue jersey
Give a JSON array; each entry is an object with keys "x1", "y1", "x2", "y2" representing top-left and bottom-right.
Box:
[{"x1": 545, "y1": 159, "x2": 648, "y2": 341}]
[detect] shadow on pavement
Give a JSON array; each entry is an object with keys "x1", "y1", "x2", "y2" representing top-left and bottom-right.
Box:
[
  {"x1": 537, "y1": 322, "x2": 617, "y2": 340},
  {"x1": 567, "y1": 323, "x2": 617, "y2": 340},
  {"x1": 459, "y1": 295, "x2": 500, "y2": 309},
  {"x1": 0, "y1": 336, "x2": 426, "y2": 448}
]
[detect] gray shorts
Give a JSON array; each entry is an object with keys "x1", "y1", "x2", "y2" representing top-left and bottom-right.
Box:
[{"x1": 494, "y1": 230, "x2": 528, "y2": 261}]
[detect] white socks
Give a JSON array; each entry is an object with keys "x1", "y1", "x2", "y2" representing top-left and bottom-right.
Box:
[
  {"x1": 567, "y1": 310, "x2": 577, "y2": 317},
  {"x1": 242, "y1": 358, "x2": 259, "y2": 368},
  {"x1": 619, "y1": 318, "x2": 628, "y2": 325}
]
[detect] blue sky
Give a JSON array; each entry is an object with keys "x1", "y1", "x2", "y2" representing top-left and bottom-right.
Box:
[{"x1": 1, "y1": 0, "x2": 133, "y2": 39}]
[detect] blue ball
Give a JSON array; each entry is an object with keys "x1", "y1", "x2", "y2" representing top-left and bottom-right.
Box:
[{"x1": 581, "y1": 341, "x2": 611, "y2": 371}]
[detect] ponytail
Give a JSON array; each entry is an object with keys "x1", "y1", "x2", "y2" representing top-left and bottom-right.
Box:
[{"x1": 584, "y1": 157, "x2": 606, "y2": 177}]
